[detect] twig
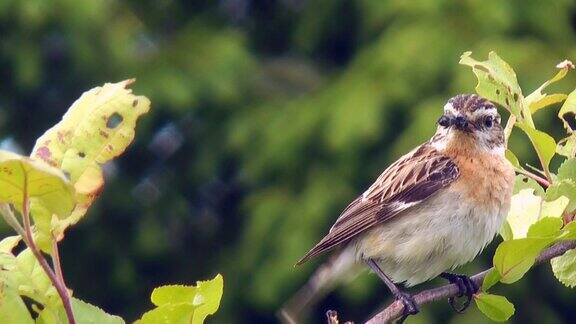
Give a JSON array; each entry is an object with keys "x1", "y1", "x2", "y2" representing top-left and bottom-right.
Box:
[
  {"x1": 52, "y1": 239, "x2": 67, "y2": 290},
  {"x1": 365, "y1": 240, "x2": 576, "y2": 324},
  {"x1": 21, "y1": 176, "x2": 76, "y2": 324},
  {"x1": 515, "y1": 168, "x2": 550, "y2": 188}
]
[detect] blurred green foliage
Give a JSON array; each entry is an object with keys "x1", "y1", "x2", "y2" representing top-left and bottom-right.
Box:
[{"x1": 2, "y1": 0, "x2": 576, "y2": 323}]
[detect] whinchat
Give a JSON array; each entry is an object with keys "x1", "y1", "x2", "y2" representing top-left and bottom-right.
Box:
[{"x1": 297, "y1": 94, "x2": 515, "y2": 321}]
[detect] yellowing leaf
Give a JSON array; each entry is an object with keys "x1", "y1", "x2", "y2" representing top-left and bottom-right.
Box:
[
  {"x1": 506, "y1": 189, "x2": 542, "y2": 239},
  {"x1": 474, "y1": 293, "x2": 515, "y2": 322},
  {"x1": 459, "y1": 51, "x2": 524, "y2": 118},
  {"x1": 0, "y1": 151, "x2": 74, "y2": 218},
  {"x1": 137, "y1": 274, "x2": 223, "y2": 324},
  {"x1": 31, "y1": 80, "x2": 150, "y2": 239},
  {"x1": 540, "y1": 196, "x2": 570, "y2": 218},
  {"x1": 551, "y1": 249, "x2": 576, "y2": 288},
  {"x1": 493, "y1": 237, "x2": 552, "y2": 284}
]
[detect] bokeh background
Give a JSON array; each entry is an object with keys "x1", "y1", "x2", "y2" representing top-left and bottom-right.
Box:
[{"x1": 1, "y1": 0, "x2": 576, "y2": 323}]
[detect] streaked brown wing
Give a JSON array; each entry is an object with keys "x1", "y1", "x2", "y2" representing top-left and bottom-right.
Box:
[{"x1": 296, "y1": 144, "x2": 459, "y2": 265}]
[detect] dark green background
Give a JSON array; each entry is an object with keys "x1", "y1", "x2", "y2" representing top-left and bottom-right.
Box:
[{"x1": 1, "y1": 0, "x2": 575, "y2": 323}]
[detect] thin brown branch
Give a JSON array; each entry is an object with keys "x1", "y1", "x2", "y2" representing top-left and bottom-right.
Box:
[
  {"x1": 366, "y1": 240, "x2": 576, "y2": 324},
  {"x1": 20, "y1": 177, "x2": 76, "y2": 324},
  {"x1": 515, "y1": 168, "x2": 550, "y2": 188}
]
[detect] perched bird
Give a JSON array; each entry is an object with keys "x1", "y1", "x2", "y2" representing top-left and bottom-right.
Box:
[{"x1": 297, "y1": 94, "x2": 515, "y2": 322}]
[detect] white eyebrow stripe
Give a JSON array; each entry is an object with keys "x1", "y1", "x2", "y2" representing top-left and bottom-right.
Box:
[{"x1": 443, "y1": 102, "x2": 458, "y2": 115}]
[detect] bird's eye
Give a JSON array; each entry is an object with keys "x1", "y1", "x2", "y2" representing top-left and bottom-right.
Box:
[
  {"x1": 438, "y1": 116, "x2": 450, "y2": 127},
  {"x1": 484, "y1": 116, "x2": 493, "y2": 128}
]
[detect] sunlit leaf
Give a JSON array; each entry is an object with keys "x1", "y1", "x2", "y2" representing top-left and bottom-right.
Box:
[
  {"x1": 0, "y1": 286, "x2": 33, "y2": 324},
  {"x1": 459, "y1": 51, "x2": 523, "y2": 117},
  {"x1": 137, "y1": 274, "x2": 223, "y2": 324},
  {"x1": 526, "y1": 217, "x2": 563, "y2": 238},
  {"x1": 474, "y1": 293, "x2": 515, "y2": 322},
  {"x1": 551, "y1": 249, "x2": 576, "y2": 288},
  {"x1": 493, "y1": 237, "x2": 552, "y2": 283},
  {"x1": 546, "y1": 180, "x2": 576, "y2": 213},
  {"x1": 36, "y1": 297, "x2": 124, "y2": 324},
  {"x1": 540, "y1": 196, "x2": 570, "y2": 218},
  {"x1": 31, "y1": 80, "x2": 150, "y2": 240},
  {"x1": 506, "y1": 189, "x2": 542, "y2": 239},
  {"x1": 0, "y1": 242, "x2": 59, "y2": 308},
  {"x1": 0, "y1": 150, "x2": 74, "y2": 218}
]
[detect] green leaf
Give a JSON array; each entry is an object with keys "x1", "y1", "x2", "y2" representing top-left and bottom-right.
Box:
[
  {"x1": 546, "y1": 180, "x2": 576, "y2": 213},
  {"x1": 474, "y1": 293, "x2": 515, "y2": 322},
  {"x1": 31, "y1": 80, "x2": 150, "y2": 238},
  {"x1": 518, "y1": 124, "x2": 557, "y2": 175},
  {"x1": 551, "y1": 249, "x2": 576, "y2": 288},
  {"x1": 0, "y1": 286, "x2": 34, "y2": 324},
  {"x1": 506, "y1": 189, "x2": 542, "y2": 239},
  {"x1": 482, "y1": 268, "x2": 501, "y2": 291},
  {"x1": 526, "y1": 217, "x2": 563, "y2": 238},
  {"x1": 529, "y1": 93, "x2": 568, "y2": 114},
  {"x1": 557, "y1": 135, "x2": 576, "y2": 158},
  {"x1": 499, "y1": 221, "x2": 513, "y2": 241},
  {"x1": 493, "y1": 238, "x2": 552, "y2": 283},
  {"x1": 557, "y1": 158, "x2": 576, "y2": 181},
  {"x1": 36, "y1": 298, "x2": 125, "y2": 324},
  {"x1": 137, "y1": 274, "x2": 223, "y2": 324},
  {"x1": 505, "y1": 149, "x2": 521, "y2": 169},
  {"x1": 525, "y1": 62, "x2": 572, "y2": 113},
  {"x1": 459, "y1": 51, "x2": 523, "y2": 117},
  {"x1": 0, "y1": 150, "x2": 75, "y2": 218},
  {"x1": 558, "y1": 88, "x2": 576, "y2": 133}
]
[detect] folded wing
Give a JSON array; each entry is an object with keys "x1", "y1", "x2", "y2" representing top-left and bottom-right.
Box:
[{"x1": 296, "y1": 144, "x2": 459, "y2": 265}]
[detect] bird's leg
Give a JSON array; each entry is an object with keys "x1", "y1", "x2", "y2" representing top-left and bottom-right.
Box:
[
  {"x1": 366, "y1": 259, "x2": 418, "y2": 323},
  {"x1": 440, "y1": 272, "x2": 479, "y2": 313}
]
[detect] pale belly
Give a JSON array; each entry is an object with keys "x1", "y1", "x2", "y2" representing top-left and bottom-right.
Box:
[{"x1": 354, "y1": 189, "x2": 507, "y2": 286}]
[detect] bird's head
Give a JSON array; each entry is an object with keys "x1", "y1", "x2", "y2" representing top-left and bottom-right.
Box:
[{"x1": 432, "y1": 94, "x2": 505, "y2": 155}]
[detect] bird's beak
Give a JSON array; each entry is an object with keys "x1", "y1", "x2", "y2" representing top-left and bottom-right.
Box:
[{"x1": 453, "y1": 116, "x2": 471, "y2": 132}]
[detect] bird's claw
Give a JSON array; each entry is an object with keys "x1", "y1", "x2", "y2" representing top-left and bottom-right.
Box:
[
  {"x1": 440, "y1": 272, "x2": 479, "y2": 313},
  {"x1": 394, "y1": 290, "x2": 419, "y2": 323}
]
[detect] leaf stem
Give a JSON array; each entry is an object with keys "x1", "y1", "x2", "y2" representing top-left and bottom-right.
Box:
[{"x1": 21, "y1": 179, "x2": 76, "y2": 324}]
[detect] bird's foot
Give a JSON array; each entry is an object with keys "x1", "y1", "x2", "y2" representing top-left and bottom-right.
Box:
[
  {"x1": 393, "y1": 290, "x2": 419, "y2": 323},
  {"x1": 440, "y1": 272, "x2": 479, "y2": 313}
]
